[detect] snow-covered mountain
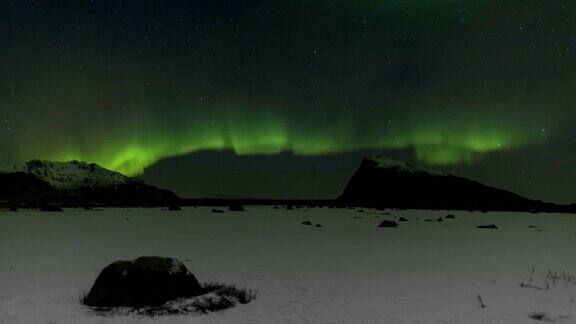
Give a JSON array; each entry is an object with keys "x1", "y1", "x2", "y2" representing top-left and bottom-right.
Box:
[
  {"x1": 13, "y1": 160, "x2": 130, "y2": 190},
  {"x1": 0, "y1": 160, "x2": 179, "y2": 206},
  {"x1": 338, "y1": 156, "x2": 571, "y2": 213}
]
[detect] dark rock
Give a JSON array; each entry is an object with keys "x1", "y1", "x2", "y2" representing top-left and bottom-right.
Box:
[
  {"x1": 446, "y1": 214, "x2": 456, "y2": 219},
  {"x1": 83, "y1": 256, "x2": 202, "y2": 307},
  {"x1": 286, "y1": 205, "x2": 294, "y2": 210},
  {"x1": 437, "y1": 217, "x2": 443, "y2": 222},
  {"x1": 378, "y1": 220, "x2": 398, "y2": 228},
  {"x1": 357, "y1": 209, "x2": 364, "y2": 213},
  {"x1": 211, "y1": 209, "x2": 224, "y2": 213},
  {"x1": 228, "y1": 203, "x2": 245, "y2": 212},
  {"x1": 399, "y1": 217, "x2": 408, "y2": 222},
  {"x1": 168, "y1": 205, "x2": 181, "y2": 211},
  {"x1": 315, "y1": 224, "x2": 324, "y2": 228},
  {"x1": 354, "y1": 216, "x2": 363, "y2": 219},
  {"x1": 477, "y1": 224, "x2": 498, "y2": 229},
  {"x1": 528, "y1": 225, "x2": 537, "y2": 228},
  {"x1": 300, "y1": 220, "x2": 312, "y2": 225},
  {"x1": 8, "y1": 206, "x2": 18, "y2": 212}
]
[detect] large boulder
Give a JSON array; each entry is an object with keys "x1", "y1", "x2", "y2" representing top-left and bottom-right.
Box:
[{"x1": 84, "y1": 256, "x2": 203, "y2": 307}]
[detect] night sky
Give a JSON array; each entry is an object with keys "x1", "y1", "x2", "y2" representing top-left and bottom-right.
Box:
[{"x1": 1, "y1": 1, "x2": 575, "y2": 202}]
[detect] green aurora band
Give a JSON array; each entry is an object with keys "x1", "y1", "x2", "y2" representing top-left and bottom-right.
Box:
[{"x1": 31, "y1": 113, "x2": 527, "y2": 176}]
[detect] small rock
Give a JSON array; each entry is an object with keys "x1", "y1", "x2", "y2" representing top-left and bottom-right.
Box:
[
  {"x1": 211, "y1": 208, "x2": 224, "y2": 213},
  {"x1": 437, "y1": 217, "x2": 443, "y2": 222},
  {"x1": 228, "y1": 203, "x2": 245, "y2": 212},
  {"x1": 399, "y1": 217, "x2": 408, "y2": 222},
  {"x1": 286, "y1": 205, "x2": 294, "y2": 210},
  {"x1": 300, "y1": 220, "x2": 312, "y2": 225},
  {"x1": 477, "y1": 224, "x2": 498, "y2": 229},
  {"x1": 315, "y1": 224, "x2": 323, "y2": 228},
  {"x1": 446, "y1": 214, "x2": 456, "y2": 219},
  {"x1": 378, "y1": 220, "x2": 398, "y2": 228},
  {"x1": 168, "y1": 205, "x2": 182, "y2": 211},
  {"x1": 40, "y1": 204, "x2": 63, "y2": 212}
]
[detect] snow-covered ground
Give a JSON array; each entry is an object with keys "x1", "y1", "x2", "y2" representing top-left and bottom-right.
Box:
[{"x1": 1, "y1": 207, "x2": 575, "y2": 323}]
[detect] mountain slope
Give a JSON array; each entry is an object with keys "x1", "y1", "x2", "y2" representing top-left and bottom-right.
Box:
[
  {"x1": 338, "y1": 157, "x2": 573, "y2": 212},
  {"x1": 0, "y1": 160, "x2": 179, "y2": 207}
]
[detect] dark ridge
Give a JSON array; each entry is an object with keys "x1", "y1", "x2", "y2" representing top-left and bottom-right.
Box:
[{"x1": 337, "y1": 157, "x2": 576, "y2": 213}]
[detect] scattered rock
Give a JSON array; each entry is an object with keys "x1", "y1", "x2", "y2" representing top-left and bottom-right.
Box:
[
  {"x1": 378, "y1": 220, "x2": 398, "y2": 228},
  {"x1": 315, "y1": 224, "x2": 324, "y2": 228},
  {"x1": 300, "y1": 220, "x2": 312, "y2": 226},
  {"x1": 40, "y1": 204, "x2": 63, "y2": 212},
  {"x1": 446, "y1": 214, "x2": 456, "y2": 219},
  {"x1": 528, "y1": 312, "x2": 549, "y2": 321},
  {"x1": 399, "y1": 217, "x2": 408, "y2": 222},
  {"x1": 211, "y1": 209, "x2": 224, "y2": 213},
  {"x1": 228, "y1": 203, "x2": 245, "y2": 212},
  {"x1": 477, "y1": 224, "x2": 498, "y2": 229},
  {"x1": 83, "y1": 256, "x2": 203, "y2": 307}
]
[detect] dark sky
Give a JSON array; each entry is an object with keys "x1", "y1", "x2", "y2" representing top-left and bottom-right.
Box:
[{"x1": 1, "y1": 1, "x2": 575, "y2": 203}]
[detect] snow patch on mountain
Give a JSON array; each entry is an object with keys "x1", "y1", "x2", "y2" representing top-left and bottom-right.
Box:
[{"x1": 366, "y1": 157, "x2": 425, "y2": 174}]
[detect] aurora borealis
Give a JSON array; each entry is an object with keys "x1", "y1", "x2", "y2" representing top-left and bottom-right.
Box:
[{"x1": 2, "y1": 1, "x2": 576, "y2": 201}]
